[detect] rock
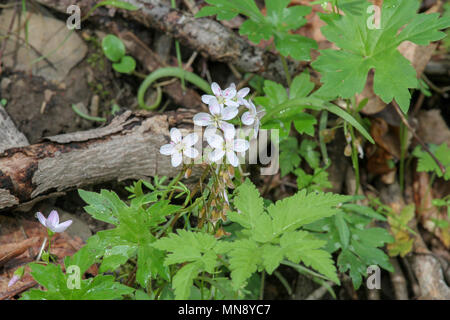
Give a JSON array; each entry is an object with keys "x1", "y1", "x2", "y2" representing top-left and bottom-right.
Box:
[{"x1": 0, "y1": 9, "x2": 87, "y2": 81}]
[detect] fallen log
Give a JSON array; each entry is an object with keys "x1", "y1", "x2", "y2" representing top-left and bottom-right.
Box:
[
  {"x1": 0, "y1": 110, "x2": 194, "y2": 211},
  {"x1": 34, "y1": 0, "x2": 298, "y2": 84}
]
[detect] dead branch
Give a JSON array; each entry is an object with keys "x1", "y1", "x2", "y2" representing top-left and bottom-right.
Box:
[
  {"x1": 0, "y1": 109, "x2": 196, "y2": 211},
  {"x1": 34, "y1": 0, "x2": 298, "y2": 84}
]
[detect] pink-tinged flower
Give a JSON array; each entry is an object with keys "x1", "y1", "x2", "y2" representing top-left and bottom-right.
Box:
[
  {"x1": 36, "y1": 210, "x2": 72, "y2": 233},
  {"x1": 193, "y1": 100, "x2": 237, "y2": 139},
  {"x1": 241, "y1": 100, "x2": 265, "y2": 137},
  {"x1": 206, "y1": 133, "x2": 249, "y2": 167},
  {"x1": 201, "y1": 82, "x2": 240, "y2": 108},
  {"x1": 160, "y1": 128, "x2": 199, "y2": 167},
  {"x1": 8, "y1": 274, "x2": 20, "y2": 287},
  {"x1": 229, "y1": 83, "x2": 250, "y2": 105}
]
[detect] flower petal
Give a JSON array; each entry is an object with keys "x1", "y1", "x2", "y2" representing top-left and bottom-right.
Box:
[
  {"x1": 201, "y1": 94, "x2": 215, "y2": 105},
  {"x1": 184, "y1": 147, "x2": 199, "y2": 159},
  {"x1": 170, "y1": 128, "x2": 182, "y2": 143},
  {"x1": 224, "y1": 99, "x2": 240, "y2": 108},
  {"x1": 193, "y1": 113, "x2": 213, "y2": 126},
  {"x1": 160, "y1": 144, "x2": 175, "y2": 155},
  {"x1": 206, "y1": 134, "x2": 224, "y2": 149},
  {"x1": 209, "y1": 149, "x2": 225, "y2": 163},
  {"x1": 171, "y1": 152, "x2": 183, "y2": 167},
  {"x1": 36, "y1": 212, "x2": 47, "y2": 227},
  {"x1": 182, "y1": 133, "x2": 198, "y2": 147},
  {"x1": 219, "y1": 121, "x2": 235, "y2": 140},
  {"x1": 8, "y1": 275, "x2": 19, "y2": 288},
  {"x1": 208, "y1": 99, "x2": 222, "y2": 115},
  {"x1": 241, "y1": 111, "x2": 255, "y2": 125},
  {"x1": 222, "y1": 85, "x2": 236, "y2": 99},
  {"x1": 53, "y1": 220, "x2": 73, "y2": 233},
  {"x1": 221, "y1": 106, "x2": 238, "y2": 121},
  {"x1": 233, "y1": 139, "x2": 250, "y2": 153},
  {"x1": 211, "y1": 82, "x2": 221, "y2": 96},
  {"x1": 47, "y1": 210, "x2": 59, "y2": 227},
  {"x1": 237, "y1": 87, "x2": 250, "y2": 98},
  {"x1": 226, "y1": 151, "x2": 239, "y2": 167}
]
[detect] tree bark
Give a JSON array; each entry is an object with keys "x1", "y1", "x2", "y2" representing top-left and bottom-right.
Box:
[
  {"x1": 0, "y1": 108, "x2": 29, "y2": 153},
  {"x1": 34, "y1": 0, "x2": 298, "y2": 84},
  {"x1": 0, "y1": 110, "x2": 194, "y2": 211}
]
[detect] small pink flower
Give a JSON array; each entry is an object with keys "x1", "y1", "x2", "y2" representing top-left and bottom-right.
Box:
[
  {"x1": 36, "y1": 210, "x2": 72, "y2": 233},
  {"x1": 8, "y1": 275, "x2": 20, "y2": 288}
]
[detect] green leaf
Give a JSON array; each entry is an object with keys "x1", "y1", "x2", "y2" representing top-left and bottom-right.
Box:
[
  {"x1": 279, "y1": 137, "x2": 301, "y2": 177},
  {"x1": 102, "y1": 34, "x2": 125, "y2": 62},
  {"x1": 94, "y1": 0, "x2": 139, "y2": 11},
  {"x1": 239, "y1": 20, "x2": 273, "y2": 43},
  {"x1": 152, "y1": 230, "x2": 218, "y2": 273},
  {"x1": 353, "y1": 227, "x2": 394, "y2": 248},
  {"x1": 136, "y1": 244, "x2": 169, "y2": 286},
  {"x1": 299, "y1": 139, "x2": 320, "y2": 169},
  {"x1": 335, "y1": 211, "x2": 350, "y2": 248},
  {"x1": 225, "y1": 239, "x2": 261, "y2": 289},
  {"x1": 274, "y1": 33, "x2": 318, "y2": 61},
  {"x1": 299, "y1": 249, "x2": 339, "y2": 284},
  {"x1": 172, "y1": 262, "x2": 202, "y2": 300},
  {"x1": 290, "y1": 71, "x2": 315, "y2": 99},
  {"x1": 78, "y1": 189, "x2": 124, "y2": 225},
  {"x1": 113, "y1": 56, "x2": 136, "y2": 74},
  {"x1": 413, "y1": 143, "x2": 450, "y2": 180},
  {"x1": 293, "y1": 113, "x2": 317, "y2": 136},
  {"x1": 338, "y1": 249, "x2": 364, "y2": 289},
  {"x1": 312, "y1": 0, "x2": 450, "y2": 113},
  {"x1": 267, "y1": 190, "x2": 350, "y2": 238}
]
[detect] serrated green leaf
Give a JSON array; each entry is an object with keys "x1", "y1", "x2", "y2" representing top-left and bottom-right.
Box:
[
  {"x1": 152, "y1": 230, "x2": 218, "y2": 272},
  {"x1": 312, "y1": 0, "x2": 450, "y2": 113},
  {"x1": 226, "y1": 239, "x2": 261, "y2": 289},
  {"x1": 353, "y1": 227, "x2": 394, "y2": 248},
  {"x1": 299, "y1": 249, "x2": 339, "y2": 284},
  {"x1": 338, "y1": 249, "x2": 364, "y2": 289},
  {"x1": 172, "y1": 262, "x2": 202, "y2": 300}
]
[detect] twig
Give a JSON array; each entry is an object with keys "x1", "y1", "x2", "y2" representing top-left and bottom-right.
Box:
[
  {"x1": 392, "y1": 101, "x2": 446, "y2": 176},
  {"x1": 305, "y1": 281, "x2": 334, "y2": 300}
]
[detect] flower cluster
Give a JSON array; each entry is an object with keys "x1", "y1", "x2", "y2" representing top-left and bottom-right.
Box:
[{"x1": 160, "y1": 82, "x2": 265, "y2": 167}]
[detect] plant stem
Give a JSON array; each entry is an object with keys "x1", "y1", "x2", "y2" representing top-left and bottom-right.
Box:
[
  {"x1": 138, "y1": 67, "x2": 212, "y2": 110},
  {"x1": 259, "y1": 270, "x2": 265, "y2": 300},
  {"x1": 280, "y1": 55, "x2": 292, "y2": 86},
  {"x1": 392, "y1": 101, "x2": 446, "y2": 176}
]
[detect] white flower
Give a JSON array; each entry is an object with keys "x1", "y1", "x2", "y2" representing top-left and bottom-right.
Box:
[
  {"x1": 229, "y1": 83, "x2": 250, "y2": 106},
  {"x1": 36, "y1": 210, "x2": 72, "y2": 233},
  {"x1": 201, "y1": 82, "x2": 240, "y2": 108},
  {"x1": 193, "y1": 100, "x2": 237, "y2": 139},
  {"x1": 206, "y1": 133, "x2": 249, "y2": 167},
  {"x1": 241, "y1": 100, "x2": 265, "y2": 137},
  {"x1": 160, "y1": 128, "x2": 199, "y2": 167}
]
